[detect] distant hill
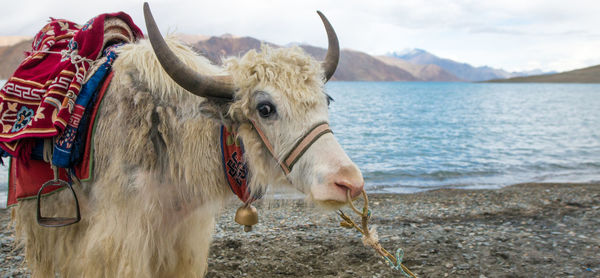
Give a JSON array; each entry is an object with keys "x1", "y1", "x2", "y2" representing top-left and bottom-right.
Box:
[
  {"x1": 192, "y1": 35, "x2": 418, "y2": 81},
  {"x1": 486, "y1": 64, "x2": 600, "y2": 83},
  {"x1": 0, "y1": 35, "x2": 419, "y2": 81},
  {"x1": 192, "y1": 35, "x2": 269, "y2": 64},
  {"x1": 391, "y1": 49, "x2": 513, "y2": 81},
  {"x1": 0, "y1": 39, "x2": 30, "y2": 79},
  {"x1": 375, "y1": 55, "x2": 462, "y2": 81},
  {"x1": 389, "y1": 49, "x2": 553, "y2": 82},
  {"x1": 0, "y1": 36, "x2": 31, "y2": 47},
  {"x1": 175, "y1": 34, "x2": 210, "y2": 45},
  {"x1": 300, "y1": 45, "x2": 417, "y2": 81},
  {"x1": 1, "y1": 35, "x2": 561, "y2": 82}
]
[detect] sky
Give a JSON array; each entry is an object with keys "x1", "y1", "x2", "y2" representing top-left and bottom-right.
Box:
[{"x1": 1, "y1": 0, "x2": 599, "y2": 72}]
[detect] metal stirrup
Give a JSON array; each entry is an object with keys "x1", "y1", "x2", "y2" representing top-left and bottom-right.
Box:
[{"x1": 36, "y1": 166, "x2": 81, "y2": 227}]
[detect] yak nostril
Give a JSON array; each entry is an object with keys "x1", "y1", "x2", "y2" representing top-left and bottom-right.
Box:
[
  {"x1": 335, "y1": 182, "x2": 363, "y2": 199},
  {"x1": 335, "y1": 182, "x2": 350, "y2": 191}
]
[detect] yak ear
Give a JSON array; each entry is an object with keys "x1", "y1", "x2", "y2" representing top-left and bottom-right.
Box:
[{"x1": 199, "y1": 100, "x2": 235, "y2": 126}]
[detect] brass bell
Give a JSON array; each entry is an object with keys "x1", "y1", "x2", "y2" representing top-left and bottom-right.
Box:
[{"x1": 235, "y1": 204, "x2": 258, "y2": 232}]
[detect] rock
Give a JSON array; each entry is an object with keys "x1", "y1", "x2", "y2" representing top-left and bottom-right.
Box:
[
  {"x1": 3, "y1": 183, "x2": 600, "y2": 278},
  {"x1": 458, "y1": 264, "x2": 470, "y2": 270}
]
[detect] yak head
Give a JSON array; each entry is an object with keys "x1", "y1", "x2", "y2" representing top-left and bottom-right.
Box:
[{"x1": 143, "y1": 3, "x2": 363, "y2": 207}]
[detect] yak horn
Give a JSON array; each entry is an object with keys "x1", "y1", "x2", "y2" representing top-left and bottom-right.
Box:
[
  {"x1": 317, "y1": 11, "x2": 340, "y2": 82},
  {"x1": 143, "y1": 2, "x2": 235, "y2": 100}
]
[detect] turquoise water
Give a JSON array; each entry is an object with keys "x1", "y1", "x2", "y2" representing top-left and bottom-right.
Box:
[
  {"x1": 1, "y1": 80, "x2": 599, "y2": 206},
  {"x1": 327, "y1": 82, "x2": 600, "y2": 192}
]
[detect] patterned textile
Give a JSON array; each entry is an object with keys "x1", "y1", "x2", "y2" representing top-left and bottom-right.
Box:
[
  {"x1": 7, "y1": 157, "x2": 71, "y2": 206},
  {"x1": 221, "y1": 126, "x2": 262, "y2": 203},
  {"x1": 7, "y1": 72, "x2": 115, "y2": 206},
  {"x1": 0, "y1": 12, "x2": 142, "y2": 158},
  {"x1": 52, "y1": 44, "x2": 121, "y2": 168}
]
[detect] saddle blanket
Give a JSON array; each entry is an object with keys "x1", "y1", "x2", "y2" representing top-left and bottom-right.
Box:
[
  {"x1": 0, "y1": 12, "x2": 141, "y2": 158},
  {"x1": 7, "y1": 72, "x2": 114, "y2": 206},
  {"x1": 3, "y1": 12, "x2": 143, "y2": 206}
]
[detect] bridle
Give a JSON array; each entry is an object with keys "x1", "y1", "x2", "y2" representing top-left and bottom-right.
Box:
[
  {"x1": 250, "y1": 120, "x2": 332, "y2": 175},
  {"x1": 230, "y1": 110, "x2": 334, "y2": 232}
]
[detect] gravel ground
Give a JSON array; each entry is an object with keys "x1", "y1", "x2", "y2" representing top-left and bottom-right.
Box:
[{"x1": 1, "y1": 182, "x2": 599, "y2": 277}]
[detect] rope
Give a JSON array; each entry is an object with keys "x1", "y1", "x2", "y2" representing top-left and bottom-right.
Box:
[
  {"x1": 30, "y1": 49, "x2": 94, "y2": 84},
  {"x1": 338, "y1": 189, "x2": 417, "y2": 278}
]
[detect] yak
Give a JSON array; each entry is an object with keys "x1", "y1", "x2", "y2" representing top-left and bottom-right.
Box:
[{"x1": 11, "y1": 3, "x2": 364, "y2": 277}]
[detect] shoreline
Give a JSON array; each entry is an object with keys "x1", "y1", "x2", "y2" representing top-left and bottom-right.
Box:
[
  {"x1": 1, "y1": 182, "x2": 599, "y2": 277},
  {"x1": 1, "y1": 180, "x2": 599, "y2": 209}
]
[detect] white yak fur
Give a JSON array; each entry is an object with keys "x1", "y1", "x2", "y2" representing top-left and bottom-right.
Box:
[{"x1": 12, "y1": 36, "x2": 335, "y2": 277}]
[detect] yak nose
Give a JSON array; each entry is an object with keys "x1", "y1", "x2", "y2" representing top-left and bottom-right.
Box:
[{"x1": 331, "y1": 164, "x2": 364, "y2": 200}]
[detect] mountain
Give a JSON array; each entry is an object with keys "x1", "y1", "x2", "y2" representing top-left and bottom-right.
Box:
[
  {"x1": 192, "y1": 35, "x2": 418, "y2": 81},
  {"x1": 0, "y1": 36, "x2": 31, "y2": 47},
  {"x1": 390, "y1": 49, "x2": 554, "y2": 82},
  {"x1": 0, "y1": 39, "x2": 31, "y2": 79},
  {"x1": 486, "y1": 64, "x2": 600, "y2": 83},
  {"x1": 192, "y1": 35, "x2": 270, "y2": 65},
  {"x1": 375, "y1": 55, "x2": 462, "y2": 81},
  {"x1": 0, "y1": 35, "x2": 557, "y2": 82},
  {"x1": 391, "y1": 49, "x2": 514, "y2": 81},
  {"x1": 0, "y1": 35, "x2": 419, "y2": 81},
  {"x1": 300, "y1": 45, "x2": 417, "y2": 81},
  {"x1": 513, "y1": 69, "x2": 557, "y2": 77},
  {"x1": 175, "y1": 34, "x2": 210, "y2": 45}
]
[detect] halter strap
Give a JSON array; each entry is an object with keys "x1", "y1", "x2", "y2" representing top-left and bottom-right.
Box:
[{"x1": 250, "y1": 120, "x2": 332, "y2": 175}]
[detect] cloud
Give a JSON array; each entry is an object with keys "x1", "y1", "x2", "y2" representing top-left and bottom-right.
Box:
[{"x1": 1, "y1": 0, "x2": 600, "y2": 72}]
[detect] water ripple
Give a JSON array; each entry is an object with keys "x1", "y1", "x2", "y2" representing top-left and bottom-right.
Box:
[
  {"x1": 327, "y1": 81, "x2": 600, "y2": 192},
  {"x1": 1, "y1": 80, "x2": 599, "y2": 207}
]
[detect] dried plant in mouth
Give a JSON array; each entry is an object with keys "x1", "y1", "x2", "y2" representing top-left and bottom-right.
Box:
[{"x1": 337, "y1": 190, "x2": 417, "y2": 278}]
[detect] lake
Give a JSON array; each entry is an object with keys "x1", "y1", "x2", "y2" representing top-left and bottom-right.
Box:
[
  {"x1": 1, "y1": 80, "x2": 599, "y2": 207},
  {"x1": 328, "y1": 82, "x2": 600, "y2": 192}
]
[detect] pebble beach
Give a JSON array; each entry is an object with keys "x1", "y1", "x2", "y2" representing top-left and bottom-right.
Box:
[{"x1": 1, "y1": 182, "x2": 599, "y2": 277}]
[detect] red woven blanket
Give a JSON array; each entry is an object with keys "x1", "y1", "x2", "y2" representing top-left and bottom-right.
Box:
[
  {"x1": 0, "y1": 12, "x2": 142, "y2": 158},
  {"x1": 7, "y1": 72, "x2": 114, "y2": 206}
]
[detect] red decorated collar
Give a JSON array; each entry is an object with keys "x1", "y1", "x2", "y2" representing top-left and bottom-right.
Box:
[{"x1": 220, "y1": 125, "x2": 257, "y2": 202}]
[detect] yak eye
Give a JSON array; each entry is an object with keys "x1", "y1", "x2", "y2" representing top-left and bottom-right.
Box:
[{"x1": 257, "y1": 101, "x2": 276, "y2": 118}]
